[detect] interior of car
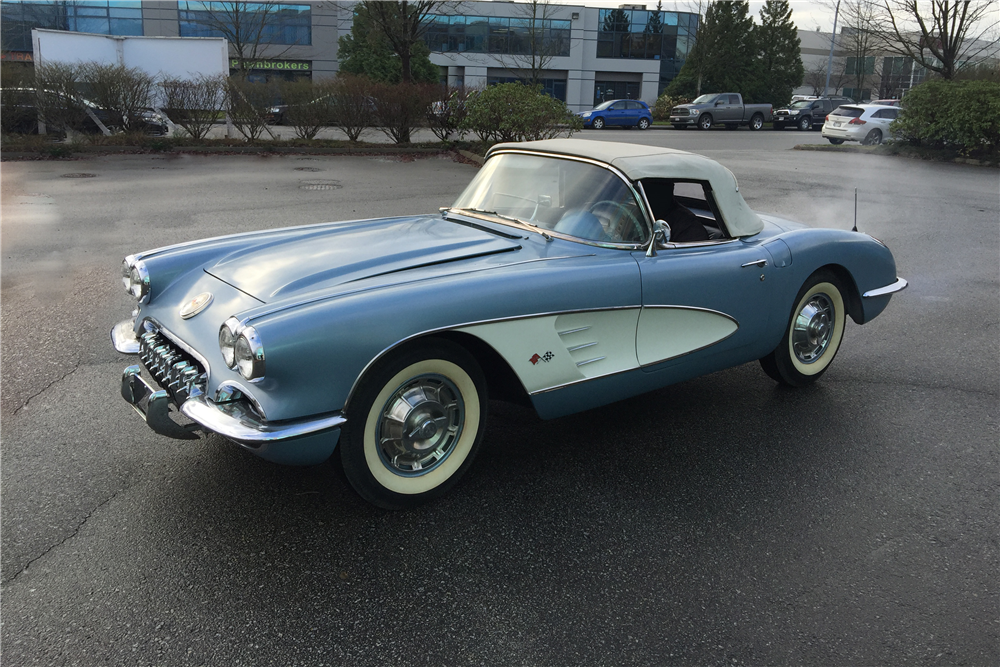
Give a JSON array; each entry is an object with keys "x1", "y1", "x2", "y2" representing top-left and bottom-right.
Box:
[{"x1": 639, "y1": 178, "x2": 728, "y2": 243}]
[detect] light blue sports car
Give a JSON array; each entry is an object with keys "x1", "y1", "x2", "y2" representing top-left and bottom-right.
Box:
[{"x1": 112, "y1": 139, "x2": 907, "y2": 509}]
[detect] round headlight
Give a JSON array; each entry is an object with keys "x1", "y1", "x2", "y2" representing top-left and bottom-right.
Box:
[
  {"x1": 127, "y1": 260, "x2": 150, "y2": 302},
  {"x1": 234, "y1": 326, "x2": 265, "y2": 381},
  {"x1": 218, "y1": 317, "x2": 240, "y2": 368}
]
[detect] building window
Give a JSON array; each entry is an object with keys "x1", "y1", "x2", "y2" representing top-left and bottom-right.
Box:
[
  {"x1": 594, "y1": 81, "x2": 641, "y2": 104},
  {"x1": 424, "y1": 14, "x2": 570, "y2": 57},
  {"x1": 1, "y1": 0, "x2": 143, "y2": 52},
  {"x1": 488, "y1": 76, "x2": 567, "y2": 102},
  {"x1": 596, "y1": 8, "x2": 697, "y2": 61},
  {"x1": 178, "y1": 2, "x2": 311, "y2": 45}
]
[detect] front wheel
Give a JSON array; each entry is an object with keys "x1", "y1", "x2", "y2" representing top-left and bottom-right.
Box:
[
  {"x1": 760, "y1": 271, "x2": 847, "y2": 387},
  {"x1": 340, "y1": 340, "x2": 488, "y2": 509},
  {"x1": 637, "y1": 117, "x2": 650, "y2": 130},
  {"x1": 591, "y1": 117, "x2": 605, "y2": 130},
  {"x1": 798, "y1": 116, "x2": 812, "y2": 131},
  {"x1": 827, "y1": 137, "x2": 844, "y2": 144},
  {"x1": 749, "y1": 114, "x2": 764, "y2": 131},
  {"x1": 698, "y1": 114, "x2": 713, "y2": 130}
]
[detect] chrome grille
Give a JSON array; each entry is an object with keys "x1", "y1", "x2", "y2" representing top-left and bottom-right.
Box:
[
  {"x1": 671, "y1": 107, "x2": 688, "y2": 115},
  {"x1": 138, "y1": 326, "x2": 207, "y2": 404}
]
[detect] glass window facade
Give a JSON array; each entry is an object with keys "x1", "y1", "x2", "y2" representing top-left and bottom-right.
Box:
[
  {"x1": 488, "y1": 75, "x2": 567, "y2": 101},
  {"x1": 594, "y1": 81, "x2": 641, "y2": 105},
  {"x1": 178, "y1": 1, "x2": 310, "y2": 45},
  {"x1": 424, "y1": 14, "x2": 570, "y2": 57},
  {"x1": 596, "y1": 8, "x2": 698, "y2": 95},
  {"x1": 1, "y1": 0, "x2": 143, "y2": 52}
]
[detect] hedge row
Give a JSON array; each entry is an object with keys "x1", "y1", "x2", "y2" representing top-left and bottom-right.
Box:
[{"x1": 892, "y1": 79, "x2": 1000, "y2": 157}]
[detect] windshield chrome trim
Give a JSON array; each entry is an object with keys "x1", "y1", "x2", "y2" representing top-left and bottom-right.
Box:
[{"x1": 477, "y1": 149, "x2": 653, "y2": 250}]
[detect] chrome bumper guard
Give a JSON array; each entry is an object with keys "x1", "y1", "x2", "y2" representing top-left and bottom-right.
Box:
[{"x1": 863, "y1": 277, "x2": 908, "y2": 298}]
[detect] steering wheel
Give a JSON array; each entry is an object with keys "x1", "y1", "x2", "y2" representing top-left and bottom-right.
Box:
[{"x1": 589, "y1": 200, "x2": 645, "y2": 243}]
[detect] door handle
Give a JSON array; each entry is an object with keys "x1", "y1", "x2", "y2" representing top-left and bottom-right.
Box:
[{"x1": 741, "y1": 259, "x2": 768, "y2": 268}]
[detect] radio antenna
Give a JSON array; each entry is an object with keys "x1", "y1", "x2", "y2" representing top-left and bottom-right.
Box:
[{"x1": 852, "y1": 187, "x2": 858, "y2": 232}]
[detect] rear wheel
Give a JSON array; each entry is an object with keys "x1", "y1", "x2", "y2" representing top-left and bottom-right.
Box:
[
  {"x1": 340, "y1": 340, "x2": 488, "y2": 509},
  {"x1": 637, "y1": 117, "x2": 650, "y2": 130},
  {"x1": 592, "y1": 117, "x2": 605, "y2": 130},
  {"x1": 862, "y1": 128, "x2": 883, "y2": 145},
  {"x1": 749, "y1": 113, "x2": 764, "y2": 131},
  {"x1": 698, "y1": 114, "x2": 713, "y2": 130},
  {"x1": 760, "y1": 271, "x2": 846, "y2": 387}
]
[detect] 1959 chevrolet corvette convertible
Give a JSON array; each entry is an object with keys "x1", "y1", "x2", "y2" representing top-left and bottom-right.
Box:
[{"x1": 112, "y1": 139, "x2": 906, "y2": 509}]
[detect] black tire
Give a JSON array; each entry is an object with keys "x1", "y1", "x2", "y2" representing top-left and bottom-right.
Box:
[
  {"x1": 827, "y1": 137, "x2": 844, "y2": 145},
  {"x1": 698, "y1": 114, "x2": 713, "y2": 130},
  {"x1": 637, "y1": 117, "x2": 650, "y2": 130},
  {"x1": 592, "y1": 117, "x2": 605, "y2": 130},
  {"x1": 862, "y1": 128, "x2": 883, "y2": 145},
  {"x1": 749, "y1": 113, "x2": 764, "y2": 131},
  {"x1": 798, "y1": 116, "x2": 812, "y2": 131},
  {"x1": 340, "y1": 339, "x2": 488, "y2": 509},
  {"x1": 759, "y1": 270, "x2": 847, "y2": 387}
]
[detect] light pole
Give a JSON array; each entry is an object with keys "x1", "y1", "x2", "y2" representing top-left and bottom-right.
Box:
[{"x1": 824, "y1": 0, "x2": 841, "y2": 95}]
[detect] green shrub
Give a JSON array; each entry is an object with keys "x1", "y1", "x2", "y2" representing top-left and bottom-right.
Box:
[
  {"x1": 892, "y1": 79, "x2": 1000, "y2": 156},
  {"x1": 461, "y1": 83, "x2": 581, "y2": 143}
]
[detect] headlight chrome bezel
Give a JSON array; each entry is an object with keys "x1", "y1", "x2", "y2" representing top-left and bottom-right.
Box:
[
  {"x1": 122, "y1": 256, "x2": 150, "y2": 303},
  {"x1": 219, "y1": 318, "x2": 265, "y2": 382}
]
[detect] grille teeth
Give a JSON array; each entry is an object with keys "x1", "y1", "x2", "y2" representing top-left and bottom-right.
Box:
[{"x1": 138, "y1": 328, "x2": 206, "y2": 403}]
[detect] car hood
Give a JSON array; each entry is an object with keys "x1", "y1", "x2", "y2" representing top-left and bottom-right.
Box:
[{"x1": 206, "y1": 215, "x2": 523, "y2": 302}]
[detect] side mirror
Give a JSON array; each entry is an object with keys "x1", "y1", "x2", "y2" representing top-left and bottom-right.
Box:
[
  {"x1": 715, "y1": 100, "x2": 724, "y2": 106},
  {"x1": 646, "y1": 220, "x2": 672, "y2": 257}
]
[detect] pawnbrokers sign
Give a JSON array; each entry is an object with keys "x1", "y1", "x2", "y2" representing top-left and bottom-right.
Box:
[{"x1": 230, "y1": 58, "x2": 310, "y2": 71}]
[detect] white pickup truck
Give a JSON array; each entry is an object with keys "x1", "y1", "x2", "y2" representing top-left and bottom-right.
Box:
[{"x1": 670, "y1": 93, "x2": 772, "y2": 131}]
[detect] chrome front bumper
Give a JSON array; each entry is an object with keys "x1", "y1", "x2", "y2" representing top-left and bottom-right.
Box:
[
  {"x1": 863, "y1": 277, "x2": 908, "y2": 298},
  {"x1": 113, "y1": 318, "x2": 345, "y2": 450}
]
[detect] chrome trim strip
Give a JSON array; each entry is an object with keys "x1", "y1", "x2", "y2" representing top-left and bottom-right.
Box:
[
  {"x1": 558, "y1": 326, "x2": 592, "y2": 336},
  {"x1": 343, "y1": 305, "x2": 642, "y2": 412},
  {"x1": 576, "y1": 356, "x2": 606, "y2": 367},
  {"x1": 567, "y1": 342, "x2": 598, "y2": 352},
  {"x1": 181, "y1": 396, "x2": 344, "y2": 444},
  {"x1": 243, "y1": 254, "x2": 600, "y2": 324},
  {"x1": 863, "y1": 277, "x2": 908, "y2": 298}
]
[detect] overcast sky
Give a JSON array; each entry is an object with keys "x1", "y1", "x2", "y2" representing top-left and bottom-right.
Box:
[{"x1": 560, "y1": 1, "x2": 841, "y2": 33}]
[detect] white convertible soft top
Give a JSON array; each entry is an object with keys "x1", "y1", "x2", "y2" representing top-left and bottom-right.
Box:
[{"x1": 488, "y1": 138, "x2": 764, "y2": 238}]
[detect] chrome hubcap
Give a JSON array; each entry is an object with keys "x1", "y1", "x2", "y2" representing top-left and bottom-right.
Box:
[
  {"x1": 792, "y1": 293, "x2": 835, "y2": 363},
  {"x1": 376, "y1": 374, "x2": 463, "y2": 476}
]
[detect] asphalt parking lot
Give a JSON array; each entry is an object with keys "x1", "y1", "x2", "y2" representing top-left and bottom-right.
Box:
[{"x1": 2, "y1": 130, "x2": 997, "y2": 666}]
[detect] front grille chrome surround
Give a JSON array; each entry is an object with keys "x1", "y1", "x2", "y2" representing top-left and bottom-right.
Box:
[{"x1": 138, "y1": 324, "x2": 207, "y2": 405}]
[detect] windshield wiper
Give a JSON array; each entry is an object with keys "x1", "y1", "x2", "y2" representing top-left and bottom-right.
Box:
[{"x1": 453, "y1": 208, "x2": 551, "y2": 240}]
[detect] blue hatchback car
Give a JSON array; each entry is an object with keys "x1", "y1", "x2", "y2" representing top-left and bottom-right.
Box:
[{"x1": 579, "y1": 99, "x2": 653, "y2": 130}]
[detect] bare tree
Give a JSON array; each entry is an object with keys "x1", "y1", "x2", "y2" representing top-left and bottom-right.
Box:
[
  {"x1": 361, "y1": 1, "x2": 443, "y2": 84},
  {"x1": 180, "y1": 1, "x2": 298, "y2": 72},
  {"x1": 497, "y1": 0, "x2": 568, "y2": 86},
  {"x1": 835, "y1": 0, "x2": 886, "y2": 97},
  {"x1": 879, "y1": 0, "x2": 999, "y2": 79},
  {"x1": 804, "y1": 57, "x2": 853, "y2": 94},
  {"x1": 160, "y1": 74, "x2": 229, "y2": 139}
]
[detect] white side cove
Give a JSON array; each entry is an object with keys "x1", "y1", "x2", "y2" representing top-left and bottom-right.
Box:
[
  {"x1": 635, "y1": 307, "x2": 738, "y2": 366},
  {"x1": 457, "y1": 307, "x2": 739, "y2": 394}
]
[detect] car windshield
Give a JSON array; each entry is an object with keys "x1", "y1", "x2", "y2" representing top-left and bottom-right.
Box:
[
  {"x1": 789, "y1": 100, "x2": 813, "y2": 109},
  {"x1": 692, "y1": 94, "x2": 717, "y2": 104},
  {"x1": 593, "y1": 100, "x2": 615, "y2": 111},
  {"x1": 452, "y1": 153, "x2": 648, "y2": 245}
]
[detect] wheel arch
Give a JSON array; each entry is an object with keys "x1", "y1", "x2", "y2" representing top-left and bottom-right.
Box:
[
  {"x1": 343, "y1": 330, "x2": 533, "y2": 416},
  {"x1": 811, "y1": 263, "x2": 864, "y2": 324}
]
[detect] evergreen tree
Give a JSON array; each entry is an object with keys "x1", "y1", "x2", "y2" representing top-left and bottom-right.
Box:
[
  {"x1": 602, "y1": 8, "x2": 631, "y2": 33},
  {"x1": 751, "y1": 0, "x2": 803, "y2": 107},
  {"x1": 338, "y1": 2, "x2": 439, "y2": 84},
  {"x1": 645, "y1": 2, "x2": 663, "y2": 34},
  {"x1": 668, "y1": 2, "x2": 755, "y2": 99}
]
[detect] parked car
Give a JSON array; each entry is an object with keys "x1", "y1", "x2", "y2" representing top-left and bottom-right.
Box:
[
  {"x1": 669, "y1": 93, "x2": 771, "y2": 130},
  {"x1": 0, "y1": 87, "x2": 168, "y2": 135},
  {"x1": 871, "y1": 99, "x2": 902, "y2": 107},
  {"x1": 112, "y1": 139, "x2": 906, "y2": 509},
  {"x1": 772, "y1": 96, "x2": 853, "y2": 131},
  {"x1": 821, "y1": 104, "x2": 901, "y2": 145},
  {"x1": 578, "y1": 99, "x2": 652, "y2": 129}
]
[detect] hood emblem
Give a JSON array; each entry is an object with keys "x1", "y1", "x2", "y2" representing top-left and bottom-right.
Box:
[{"x1": 180, "y1": 292, "x2": 214, "y2": 319}]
